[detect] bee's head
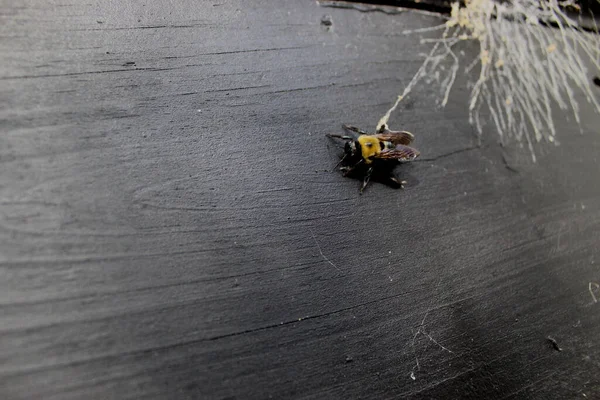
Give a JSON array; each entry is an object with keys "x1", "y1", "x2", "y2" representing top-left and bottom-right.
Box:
[{"x1": 344, "y1": 140, "x2": 358, "y2": 157}]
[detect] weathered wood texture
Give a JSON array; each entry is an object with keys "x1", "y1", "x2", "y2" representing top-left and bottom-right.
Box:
[{"x1": 1, "y1": 1, "x2": 599, "y2": 399}]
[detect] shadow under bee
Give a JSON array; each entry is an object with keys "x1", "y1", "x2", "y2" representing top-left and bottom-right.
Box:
[{"x1": 339, "y1": 158, "x2": 419, "y2": 192}]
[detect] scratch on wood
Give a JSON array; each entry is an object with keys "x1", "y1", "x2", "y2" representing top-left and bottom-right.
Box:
[
  {"x1": 422, "y1": 330, "x2": 454, "y2": 354},
  {"x1": 0, "y1": 67, "x2": 177, "y2": 80},
  {"x1": 546, "y1": 336, "x2": 562, "y2": 352},
  {"x1": 409, "y1": 279, "x2": 453, "y2": 379},
  {"x1": 318, "y1": 0, "x2": 446, "y2": 18},
  {"x1": 205, "y1": 84, "x2": 271, "y2": 93},
  {"x1": 589, "y1": 282, "x2": 599, "y2": 303},
  {"x1": 497, "y1": 371, "x2": 558, "y2": 399},
  {"x1": 415, "y1": 144, "x2": 482, "y2": 162},
  {"x1": 318, "y1": 0, "x2": 407, "y2": 14},
  {"x1": 3, "y1": 290, "x2": 426, "y2": 377},
  {"x1": 255, "y1": 187, "x2": 293, "y2": 194},
  {"x1": 310, "y1": 229, "x2": 342, "y2": 273},
  {"x1": 69, "y1": 24, "x2": 205, "y2": 32},
  {"x1": 501, "y1": 152, "x2": 519, "y2": 173}
]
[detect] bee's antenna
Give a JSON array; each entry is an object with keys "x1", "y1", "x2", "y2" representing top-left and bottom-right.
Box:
[{"x1": 326, "y1": 133, "x2": 353, "y2": 140}]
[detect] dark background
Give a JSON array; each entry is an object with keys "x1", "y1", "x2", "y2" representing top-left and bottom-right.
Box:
[
  {"x1": 1, "y1": 1, "x2": 599, "y2": 399},
  {"x1": 356, "y1": 0, "x2": 600, "y2": 16}
]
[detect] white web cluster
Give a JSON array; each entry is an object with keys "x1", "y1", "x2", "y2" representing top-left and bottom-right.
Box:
[{"x1": 377, "y1": 0, "x2": 600, "y2": 160}]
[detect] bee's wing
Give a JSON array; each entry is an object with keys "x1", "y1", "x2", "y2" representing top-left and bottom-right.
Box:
[
  {"x1": 376, "y1": 145, "x2": 420, "y2": 161},
  {"x1": 374, "y1": 129, "x2": 414, "y2": 145}
]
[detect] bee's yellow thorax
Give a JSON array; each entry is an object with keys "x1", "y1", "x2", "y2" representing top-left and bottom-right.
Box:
[{"x1": 357, "y1": 135, "x2": 381, "y2": 164}]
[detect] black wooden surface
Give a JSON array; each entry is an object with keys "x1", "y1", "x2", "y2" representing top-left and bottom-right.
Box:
[{"x1": 1, "y1": 1, "x2": 600, "y2": 399}]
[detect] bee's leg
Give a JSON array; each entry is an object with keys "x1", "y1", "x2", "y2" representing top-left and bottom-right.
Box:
[
  {"x1": 339, "y1": 165, "x2": 355, "y2": 176},
  {"x1": 359, "y1": 167, "x2": 374, "y2": 194},
  {"x1": 343, "y1": 125, "x2": 368, "y2": 135},
  {"x1": 332, "y1": 153, "x2": 349, "y2": 171},
  {"x1": 340, "y1": 159, "x2": 363, "y2": 176},
  {"x1": 388, "y1": 174, "x2": 407, "y2": 189}
]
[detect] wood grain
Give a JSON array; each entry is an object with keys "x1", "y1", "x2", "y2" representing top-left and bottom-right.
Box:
[{"x1": 1, "y1": 1, "x2": 599, "y2": 399}]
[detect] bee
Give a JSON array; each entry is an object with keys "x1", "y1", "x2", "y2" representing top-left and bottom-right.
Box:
[{"x1": 327, "y1": 124, "x2": 420, "y2": 193}]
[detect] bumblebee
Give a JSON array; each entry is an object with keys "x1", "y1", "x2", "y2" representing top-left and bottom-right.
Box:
[{"x1": 327, "y1": 124, "x2": 420, "y2": 193}]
